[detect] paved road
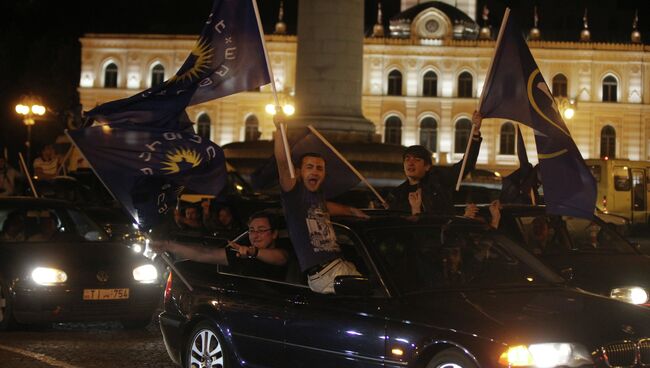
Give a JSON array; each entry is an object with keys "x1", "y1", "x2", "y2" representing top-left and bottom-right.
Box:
[{"x1": 0, "y1": 321, "x2": 177, "y2": 368}]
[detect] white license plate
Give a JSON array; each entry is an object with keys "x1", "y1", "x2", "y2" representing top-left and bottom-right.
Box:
[{"x1": 83, "y1": 288, "x2": 130, "y2": 300}]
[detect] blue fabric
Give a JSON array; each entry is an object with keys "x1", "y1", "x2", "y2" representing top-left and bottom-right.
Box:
[
  {"x1": 68, "y1": 125, "x2": 226, "y2": 230},
  {"x1": 251, "y1": 128, "x2": 361, "y2": 199},
  {"x1": 85, "y1": 0, "x2": 270, "y2": 129},
  {"x1": 480, "y1": 12, "x2": 596, "y2": 219}
]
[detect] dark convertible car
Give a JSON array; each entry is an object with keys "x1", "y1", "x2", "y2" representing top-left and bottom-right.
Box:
[
  {"x1": 0, "y1": 197, "x2": 163, "y2": 329},
  {"x1": 159, "y1": 214, "x2": 650, "y2": 368}
]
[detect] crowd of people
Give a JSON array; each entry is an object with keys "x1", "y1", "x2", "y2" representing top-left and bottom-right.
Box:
[{"x1": 172, "y1": 200, "x2": 244, "y2": 238}]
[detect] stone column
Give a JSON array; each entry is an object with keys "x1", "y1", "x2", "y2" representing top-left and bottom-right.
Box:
[{"x1": 288, "y1": 0, "x2": 376, "y2": 142}]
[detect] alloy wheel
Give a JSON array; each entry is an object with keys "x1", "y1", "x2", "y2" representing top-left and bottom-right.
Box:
[{"x1": 189, "y1": 328, "x2": 225, "y2": 368}]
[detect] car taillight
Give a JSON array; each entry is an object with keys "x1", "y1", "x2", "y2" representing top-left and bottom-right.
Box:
[{"x1": 164, "y1": 272, "x2": 173, "y2": 304}]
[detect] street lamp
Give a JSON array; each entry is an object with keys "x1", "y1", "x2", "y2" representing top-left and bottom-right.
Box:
[
  {"x1": 558, "y1": 98, "x2": 576, "y2": 121},
  {"x1": 265, "y1": 102, "x2": 295, "y2": 116},
  {"x1": 15, "y1": 96, "x2": 46, "y2": 165}
]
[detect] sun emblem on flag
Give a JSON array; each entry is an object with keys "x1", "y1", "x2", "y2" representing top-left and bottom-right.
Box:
[
  {"x1": 161, "y1": 148, "x2": 203, "y2": 174},
  {"x1": 169, "y1": 37, "x2": 213, "y2": 84}
]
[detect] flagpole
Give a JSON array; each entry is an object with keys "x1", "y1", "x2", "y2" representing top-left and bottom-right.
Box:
[
  {"x1": 307, "y1": 125, "x2": 389, "y2": 209},
  {"x1": 455, "y1": 8, "x2": 511, "y2": 191},
  {"x1": 251, "y1": 0, "x2": 295, "y2": 179},
  {"x1": 64, "y1": 129, "x2": 194, "y2": 292},
  {"x1": 18, "y1": 152, "x2": 38, "y2": 198}
]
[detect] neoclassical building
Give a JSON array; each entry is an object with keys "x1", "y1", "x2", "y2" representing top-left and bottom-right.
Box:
[{"x1": 78, "y1": 0, "x2": 650, "y2": 173}]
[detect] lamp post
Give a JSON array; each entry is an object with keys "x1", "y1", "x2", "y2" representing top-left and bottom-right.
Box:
[
  {"x1": 15, "y1": 96, "x2": 46, "y2": 165},
  {"x1": 558, "y1": 98, "x2": 576, "y2": 121}
]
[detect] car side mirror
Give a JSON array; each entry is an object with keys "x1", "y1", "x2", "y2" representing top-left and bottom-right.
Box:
[
  {"x1": 333, "y1": 275, "x2": 372, "y2": 296},
  {"x1": 560, "y1": 267, "x2": 574, "y2": 281}
]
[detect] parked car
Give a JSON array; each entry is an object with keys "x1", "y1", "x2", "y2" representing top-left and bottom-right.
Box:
[
  {"x1": 492, "y1": 204, "x2": 650, "y2": 306},
  {"x1": 0, "y1": 197, "x2": 163, "y2": 330},
  {"x1": 159, "y1": 213, "x2": 650, "y2": 367}
]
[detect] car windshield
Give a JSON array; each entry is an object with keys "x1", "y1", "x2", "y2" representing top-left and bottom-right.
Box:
[
  {"x1": 0, "y1": 206, "x2": 109, "y2": 243},
  {"x1": 364, "y1": 224, "x2": 560, "y2": 295},
  {"x1": 516, "y1": 215, "x2": 635, "y2": 254}
]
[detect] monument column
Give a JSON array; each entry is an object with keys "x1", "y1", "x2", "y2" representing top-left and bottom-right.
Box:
[{"x1": 289, "y1": 0, "x2": 376, "y2": 142}]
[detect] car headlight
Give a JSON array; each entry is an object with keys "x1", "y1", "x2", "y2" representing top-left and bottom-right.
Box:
[
  {"x1": 610, "y1": 287, "x2": 649, "y2": 305},
  {"x1": 133, "y1": 264, "x2": 157, "y2": 283},
  {"x1": 31, "y1": 267, "x2": 68, "y2": 285},
  {"x1": 498, "y1": 343, "x2": 593, "y2": 367}
]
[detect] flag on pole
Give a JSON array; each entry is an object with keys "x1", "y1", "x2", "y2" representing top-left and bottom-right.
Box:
[
  {"x1": 479, "y1": 9, "x2": 596, "y2": 218},
  {"x1": 251, "y1": 128, "x2": 361, "y2": 199},
  {"x1": 67, "y1": 126, "x2": 226, "y2": 229},
  {"x1": 85, "y1": 0, "x2": 271, "y2": 129},
  {"x1": 500, "y1": 126, "x2": 540, "y2": 204}
]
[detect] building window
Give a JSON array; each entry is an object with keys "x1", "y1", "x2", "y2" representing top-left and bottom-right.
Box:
[
  {"x1": 387, "y1": 70, "x2": 402, "y2": 96},
  {"x1": 600, "y1": 125, "x2": 616, "y2": 158},
  {"x1": 151, "y1": 64, "x2": 165, "y2": 87},
  {"x1": 552, "y1": 74, "x2": 567, "y2": 97},
  {"x1": 384, "y1": 116, "x2": 402, "y2": 145},
  {"x1": 419, "y1": 117, "x2": 437, "y2": 152},
  {"x1": 499, "y1": 122, "x2": 516, "y2": 155},
  {"x1": 602, "y1": 75, "x2": 618, "y2": 102},
  {"x1": 422, "y1": 71, "x2": 438, "y2": 97},
  {"x1": 454, "y1": 118, "x2": 472, "y2": 153},
  {"x1": 245, "y1": 115, "x2": 260, "y2": 142},
  {"x1": 104, "y1": 63, "x2": 118, "y2": 88},
  {"x1": 457, "y1": 71, "x2": 473, "y2": 98},
  {"x1": 196, "y1": 113, "x2": 211, "y2": 139}
]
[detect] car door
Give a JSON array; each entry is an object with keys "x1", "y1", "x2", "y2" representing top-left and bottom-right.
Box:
[
  {"x1": 283, "y1": 225, "x2": 388, "y2": 367},
  {"x1": 216, "y1": 268, "x2": 288, "y2": 367}
]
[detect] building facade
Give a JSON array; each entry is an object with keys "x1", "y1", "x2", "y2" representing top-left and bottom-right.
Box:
[{"x1": 77, "y1": 2, "x2": 650, "y2": 173}]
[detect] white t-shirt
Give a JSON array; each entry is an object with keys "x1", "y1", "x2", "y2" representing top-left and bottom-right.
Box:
[{"x1": 33, "y1": 157, "x2": 58, "y2": 176}]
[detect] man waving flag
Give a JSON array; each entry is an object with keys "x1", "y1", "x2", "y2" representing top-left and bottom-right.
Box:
[
  {"x1": 69, "y1": 0, "x2": 271, "y2": 229},
  {"x1": 479, "y1": 9, "x2": 596, "y2": 219}
]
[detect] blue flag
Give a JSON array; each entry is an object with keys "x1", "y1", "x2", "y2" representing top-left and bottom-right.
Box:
[
  {"x1": 500, "y1": 127, "x2": 540, "y2": 204},
  {"x1": 67, "y1": 126, "x2": 226, "y2": 229},
  {"x1": 250, "y1": 128, "x2": 361, "y2": 199},
  {"x1": 85, "y1": 0, "x2": 270, "y2": 129},
  {"x1": 480, "y1": 10, "x2": 596, "y2": 218}
]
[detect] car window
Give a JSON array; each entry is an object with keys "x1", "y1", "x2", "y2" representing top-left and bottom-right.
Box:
[
  {"x1": 217, "y1": 232, "x2": 293, "y2": 283},
  {"x1": 563, "y1": 216, "x2": 634, "y2": 253},
  {"x1": 365, "y1": 225, "x2": 546, "y2": 294},
  {"x1": 65, "y1": 208, "x2": 109, "y2": 241},
  {"x1": 516, "y1": 215, "x2": 572, "y2": 255}
]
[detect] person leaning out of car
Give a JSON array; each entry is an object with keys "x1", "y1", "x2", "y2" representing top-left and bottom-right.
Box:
[
  {"x1": 387, "y1": 110, "x2": 483, "y2": 216},
  {"x1": 151, "y1": 211, "x2": 289, "y2": 280}
]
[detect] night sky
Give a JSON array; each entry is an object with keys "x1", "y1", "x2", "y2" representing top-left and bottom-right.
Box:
[{"x1": 1, "y1": 0, "x2": 648, "y2": 164}]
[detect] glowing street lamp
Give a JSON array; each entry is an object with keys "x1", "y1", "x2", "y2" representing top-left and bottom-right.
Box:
[
  {"x1": 558, "y1": 98, "x2": 576, "y2": 121},
  {"x1": 15, "y1": 96, "x2": 46, "y2": 165},
  {"x1": 264, "y1": 103, "x2": 295, "y2": 116}
]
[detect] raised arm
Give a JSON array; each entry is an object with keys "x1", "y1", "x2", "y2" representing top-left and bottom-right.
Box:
[
  {"x1": 273, "y1": 117, "x2": 296, "y2": 192},
  {"x1": 230, "y1": 242, "x2": 289, "y2": 266},
  {"x1": 150, "y1": 239, "x2": 228, "y2": 265},
  {"x1": 449, "y1": 110, "x2": 483, "y2": 185}
]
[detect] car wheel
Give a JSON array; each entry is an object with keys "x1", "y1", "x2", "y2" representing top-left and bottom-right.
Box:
[
  {"x1": 426, "y1": 348, "x2": 478, "y2": 368},
  {"x1": 0, "y1": 278, "x2": 16, "y2": 331},
  {"x1": 185, "y1": 321, "x2": 229, "y2": 368}
]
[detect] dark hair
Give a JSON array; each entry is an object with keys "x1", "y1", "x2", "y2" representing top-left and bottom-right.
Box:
[
  {"x1": 297, "y1": 152, "x2": 324, "y2": 168},
  {"x1": 403, "y1": 145, "x2": 433, "y2": 166},
  {"x1": 248, "y1": 210, "x2": 279, "y2": 230}
]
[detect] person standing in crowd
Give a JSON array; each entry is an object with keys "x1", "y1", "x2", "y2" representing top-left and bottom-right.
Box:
[
  {"x1": 0, "y1": 157, "x2": 19, "y2": 197},
  {"x1": 33, "y1": 144, "x2": 59, "y2": 180},
  {"x1": 273, "y1": 124, "x2": 367, "y2": 294},
  {"x1": 387, "y1": 111, "x2": 483, "y2": 215},
  {"x1": 152, "y1": 211, "x2": 289, "y2": 280}
]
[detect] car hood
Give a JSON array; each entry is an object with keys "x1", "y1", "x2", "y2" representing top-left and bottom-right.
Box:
[
  {"x1": 540, "y1": 253, "x2": 650, "y2": 293},
  {"x1": 398, "y1": 286, "x2": 650, "y2": 346}
]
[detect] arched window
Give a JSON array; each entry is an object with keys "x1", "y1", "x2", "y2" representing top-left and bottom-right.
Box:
[
  {"x1": 196, "y1": 113, "x2": 211, "y2": 139},
  {"x1": 600, "y1": 125, "x2": 616, "y2": 158},
  {"x1": 552, "y1": 74, "x2": 567, "y2": 97},
  {"x1": 245, "y1": 115, "x2": 260, "y2": 142},
  {"x1": 457, "y1": 71, "x2": 473, "y2": 98},
  {"x1": 602, "y1": 75, "x2": 618, "y2": 102},
  {"x1": 499, "y1": 122, "x2": 516, "y2": 155},
  {"x1": 104, "y1": 63, "x2": 118, "y2": 88},
  {"x1": 454, "y1": 118, "x2": 472, "y2": 153},
  {"x1": 422, "y1": 71, "x2": 438, "y2": 97},
  {"x1": 419, "y1": 117, "x2": 437, "y2": 152},
  {"x1": 384, "y1": 116, "x2": 402, "y2": 145},
  {"x1": 151, "y1": 64, "x2": 165, "y2": 87},
  {"x1": 387, "y1": 70, "x2": 403, "y2": 96}
]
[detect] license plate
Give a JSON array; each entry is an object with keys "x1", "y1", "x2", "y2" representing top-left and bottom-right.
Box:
[{"x1": 83, "y1": 288, "x2": 129, "y2": 300}]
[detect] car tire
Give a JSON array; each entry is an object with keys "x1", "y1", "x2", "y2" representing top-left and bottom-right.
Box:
[
  {"x1": 185, "y1": 321, "x2": 230, "y2": 368},
  {"x1": 426, "y1": 348, "x2": 478, "y2": 368},
  {"x1": 0, "y1": 278, "x2": 16, "y2": 331}
]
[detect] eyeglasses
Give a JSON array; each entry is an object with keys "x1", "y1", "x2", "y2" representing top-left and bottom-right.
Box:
[{"x1": 248, "y1": 228, "x2": 272, "y2": 234}]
